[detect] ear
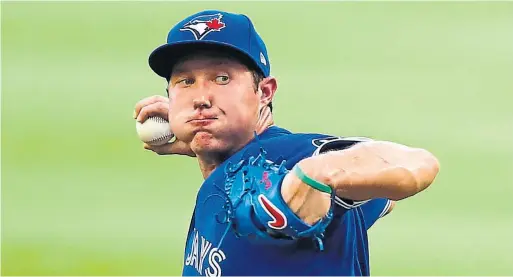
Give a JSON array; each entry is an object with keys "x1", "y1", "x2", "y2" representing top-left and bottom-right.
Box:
[{"x1": 257, "y1": 76, "x2": 277, "y2": 108}]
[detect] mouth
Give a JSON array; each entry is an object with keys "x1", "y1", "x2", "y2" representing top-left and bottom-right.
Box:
[{"x1": 187, "y1": 117, "x2": 218, "y2": 126}]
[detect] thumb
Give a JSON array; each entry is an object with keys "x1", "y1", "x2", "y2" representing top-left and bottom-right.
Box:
[{"x1": 143, "y1": 140, "x2": 196, "y2": 157}]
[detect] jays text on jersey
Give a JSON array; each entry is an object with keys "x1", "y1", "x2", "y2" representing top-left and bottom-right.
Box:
[{"x1": 182, "y1": 126, "x2": 391, "y2": 276}]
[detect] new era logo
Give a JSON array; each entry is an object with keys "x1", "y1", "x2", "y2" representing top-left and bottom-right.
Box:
[{"x1": 260, "y1": 52, "x2": 266, "y2": 65}]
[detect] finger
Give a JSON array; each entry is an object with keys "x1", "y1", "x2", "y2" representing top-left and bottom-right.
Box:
[
  {"x1": 137, "y1": 101, "x2": 169, "y2": 123},
  {"x1": 134, "y1": 95, "x2": 168, "y2": 119}
]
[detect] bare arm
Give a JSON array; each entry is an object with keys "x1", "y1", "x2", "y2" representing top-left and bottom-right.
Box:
[{"x1": 281, "y1": 140, "x2": 440, "y2": 224}]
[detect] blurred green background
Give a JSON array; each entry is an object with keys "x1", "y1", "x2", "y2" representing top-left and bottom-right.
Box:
[{"x1": 2, "y1": 1, "x2": 513, "y2": 275}]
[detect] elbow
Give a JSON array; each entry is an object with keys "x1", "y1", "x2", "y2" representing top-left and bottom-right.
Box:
[
  {"x1": 418, "y1": 148, "x2": 440, "y2": 186},
  {"x1": 389, "y1": 149, "x2": 440, "y2": 201},
  {"x1": 406, "y1": 149, "x2": 440, "y2": 199},
  {"x1": 386, "y1": 168, "x2": 421, "y2": 201}
]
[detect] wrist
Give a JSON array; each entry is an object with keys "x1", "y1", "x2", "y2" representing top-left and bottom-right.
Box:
[
  {"x1": 296, "y1": 157, "x2": 337, "y2": 189},
  {"x1": 280, "y1": 160, "x2": 333, "y2": 226}
]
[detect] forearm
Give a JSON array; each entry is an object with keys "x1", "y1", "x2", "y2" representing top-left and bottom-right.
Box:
[{"x1": 296, "y1": 141, "x2": 440, "y2": 201}]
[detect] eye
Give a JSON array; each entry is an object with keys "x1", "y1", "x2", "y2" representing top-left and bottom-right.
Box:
[
  {"x1": 176, "y1": 78, "x2": 194, "y2": 86},
  {"x1": 215, "y1": 75, "x2": 230, "y2": 85}
]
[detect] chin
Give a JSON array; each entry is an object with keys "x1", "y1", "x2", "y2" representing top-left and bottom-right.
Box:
[{"x1": 190, "y1": 131, "x2": 227, "y2": 154}]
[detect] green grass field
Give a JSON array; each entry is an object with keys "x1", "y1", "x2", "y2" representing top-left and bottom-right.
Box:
[{"x1": 2, "y1": 1, "x2": 513, "y2": 275}]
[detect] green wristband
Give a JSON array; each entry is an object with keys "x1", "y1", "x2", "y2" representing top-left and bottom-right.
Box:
[{"x1": 293, "y1": 165, "x2": 332, "y2": 194}]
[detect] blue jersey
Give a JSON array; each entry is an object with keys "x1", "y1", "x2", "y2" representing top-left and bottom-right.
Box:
[{"x1": 182, "y1": 126, "x2": 391, "y2": 276}]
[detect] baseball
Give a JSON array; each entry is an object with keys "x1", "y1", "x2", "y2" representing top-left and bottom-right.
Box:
[{"x1": 136, "y1": 116, "x2": 174, "y2": 146}]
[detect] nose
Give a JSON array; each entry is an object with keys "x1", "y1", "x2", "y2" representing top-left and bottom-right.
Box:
[{"x1": 193, "y1": 95, "x2": 212, "y2": 110}]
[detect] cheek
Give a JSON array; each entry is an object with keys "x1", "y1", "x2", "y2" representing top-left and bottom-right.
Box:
[
  {"x1": 167, "y1": 97, "x2": 186, "y2": 130},
  {"x1": 168, "y1": 102, "x2": 178, "y2": 132},
  {"x1": 219, "y1": 89, "x2": 259, "y2": 122},
  {"x1": 168, "y1": 93, "x2": 188, "y2": 118}
]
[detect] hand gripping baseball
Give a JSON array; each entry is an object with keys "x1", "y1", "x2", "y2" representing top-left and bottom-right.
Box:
[{"x1": 133, "y1": 95, "x2": 195, "y2": 157}]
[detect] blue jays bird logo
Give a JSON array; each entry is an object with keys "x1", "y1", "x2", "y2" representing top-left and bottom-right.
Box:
[{"x1": 180, "y1": 13, "x2": 226, "y2": 40}]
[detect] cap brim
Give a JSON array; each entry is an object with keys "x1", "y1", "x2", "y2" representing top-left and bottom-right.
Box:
[{"x1": 148, "y1": 41, "x2": 261, "y2": 79}]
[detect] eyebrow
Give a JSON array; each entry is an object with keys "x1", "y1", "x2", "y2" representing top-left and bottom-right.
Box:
[{"x1": 172, "y1": 60, "x2": 233, "y2": 76}]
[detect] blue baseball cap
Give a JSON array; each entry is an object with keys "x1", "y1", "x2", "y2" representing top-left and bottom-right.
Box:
[{"x1": 148, "y1": 10, "x2": 270, "y2": 80}]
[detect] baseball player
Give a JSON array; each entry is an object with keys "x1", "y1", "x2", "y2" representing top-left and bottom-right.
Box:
[{"x1": 133, "y1": 10, "x2": 440, "y2": 276}]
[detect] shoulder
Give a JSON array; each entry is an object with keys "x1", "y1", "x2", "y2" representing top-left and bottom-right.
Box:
[
  {"x1": 246, "y1": 127, "x2": 326, "y2": 158},
  {"x1": 256, "y1": 126, "x2": 373, "y2": 154},
  {"x1": 310, "y1": 136, "x2": 373, "y2": 155},
  {"x1": 241, "y1": 127, "x2": 372, "y2": 168}
]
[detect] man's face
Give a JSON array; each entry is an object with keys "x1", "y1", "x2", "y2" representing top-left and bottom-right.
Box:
[{"x1": 167, "y1": 51, "x2": 262, "y2": 156}]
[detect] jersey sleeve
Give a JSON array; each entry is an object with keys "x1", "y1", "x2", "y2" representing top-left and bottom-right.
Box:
[
  {"x1": 360, "y1": 198, "x2": 392, "y2": 229},
  {"x1": 312, "y1": 136, "x2": 373, "y2": 210}
]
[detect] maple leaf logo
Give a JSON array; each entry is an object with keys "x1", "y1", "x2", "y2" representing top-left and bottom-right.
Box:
[
  {"x1": 180, "y1": 14, "x2": 226, "y2": 40},
  {"x1": 206, "y1": 18, "x2": 225, "y2": 30}
]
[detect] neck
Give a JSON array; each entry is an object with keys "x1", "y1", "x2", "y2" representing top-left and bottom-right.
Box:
[
  {"x1": 196, "y1": 137, "x2": 249, "y2": 179},
  {"x1": 198, "y1": 109, "x2": 275, "y2": 179},
  {"x1": 197, "y1": 153, "x2": 227, "y2": 179}
]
